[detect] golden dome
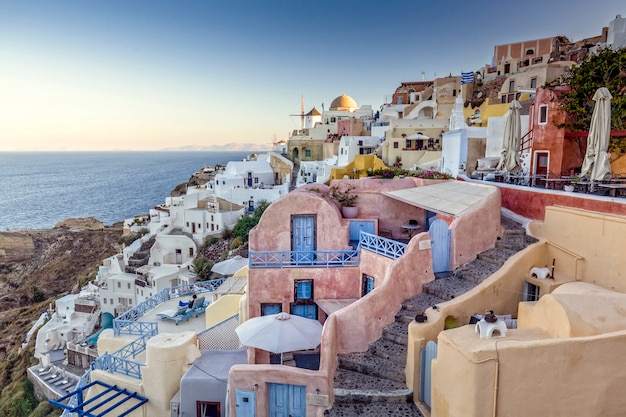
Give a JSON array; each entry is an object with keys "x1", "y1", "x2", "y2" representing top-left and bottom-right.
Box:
[{"x1": 329, "y1": 94, "x2": 357, "y2": 111}]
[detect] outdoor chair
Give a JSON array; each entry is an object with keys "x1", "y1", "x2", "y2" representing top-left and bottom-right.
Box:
[
  {"x1": 156, "y1": 305, "x2": 191, "y2": 325},
  {"x1": 187, "y1": 296, "x2": 209, "y2": 317}
]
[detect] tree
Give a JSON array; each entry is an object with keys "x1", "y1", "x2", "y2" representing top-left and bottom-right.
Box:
[
  {"x1": 558, "y1": 47, "x2": 626, "y2": 132},
  {"x1": 191, "y1": 256, "x2": 213, "y2": 281},
  {"x1": 232, "y1": 200, "x2": 270, "y2": 242}
]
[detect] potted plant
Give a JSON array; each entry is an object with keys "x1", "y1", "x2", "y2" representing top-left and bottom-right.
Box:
[
  {"x1": 564, "y1": 175, "x2": 579, "y2": 192},
  {"x1": 329, "y1": 184, "x2": 359, "y2": 218}
]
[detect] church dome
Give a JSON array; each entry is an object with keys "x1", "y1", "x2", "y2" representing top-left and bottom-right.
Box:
[{"x1": 329, "y1": 94, "x2": 358, "y2": 111}]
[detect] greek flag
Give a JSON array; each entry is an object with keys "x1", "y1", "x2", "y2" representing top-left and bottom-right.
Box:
[{"x1": 461, "y1": 71, "x2": 474, "y2": 84}]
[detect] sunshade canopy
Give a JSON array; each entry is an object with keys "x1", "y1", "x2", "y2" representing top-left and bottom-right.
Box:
[{"x1": 235, "y1": 312, "x2": 323, "y2": 354}]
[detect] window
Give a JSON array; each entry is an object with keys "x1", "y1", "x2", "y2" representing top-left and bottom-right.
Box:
[
  {"x1": 186, "y1": 222, "x2": 189, "y2": 227},
  {"x1": 127, "y1": 283, "x2": 131, "y2": 289},
  {"x1": 530, "y1": 78, "x2": 537, "y2": 89},
  {"x1": 523, "y1": 282, "x2": 540, "y2": 301},
  {"x1": 262, "y1": 303, "x2": 281, "y2": 315},
  {"x1": 110, "y1": 298, "x2": 113, "y2": 305},
  {"x1": 305, "y1": 149, "x2": 311, "y2": 157},
  {"x1": 501, "y1": 95, "x2": 507, "y2": 104},
  {"x1": 117, "y1": 282, "x2": 121, "y2": 288},
  {"x1": 397, "y1": 97, "x2": 403, "y2": 104},
  {"x1": 526, "y1": 48, "x2": 534, "y2": 55},
  {"x1": 406, "y1": 139, "x2": 411, "y2": 148},
  {"x1": 295, "y1": 280, "x2": 313, "y2": 300},
  {"x1": 103, "y1": 298, "x2": 107, "y2": 304},
  {"x1": 452, "y1": 89, "x2": 457, "y2": 97},
  {"x1": 393, "y1": 142, "x2": 399, "y2": 149},
  {"x1": 330, "y1": 117, "x2": 336, "y2": 123},
  {"x1": 538, "y1": 105, "x2": 548, "y2": 124},
  {"x1": 128, "y1": 298, "x2": 133, "y2": 305},
  {"x1": 292, "y1": 279, "x2": 316, "y2": 319},
  {"x1": 362, "y1": 274, "x2": 375, "y2": 296},
  {"x1": 189, "y1": 248, "x2": 194, "y2": 257},
  {"x1": 136, "y1": 288, "x2": 139, "y2": 294},
  {"x1": 508, "y1": 80, "x2": 515, "y2": 93},
  {"x1": 254, "y1": 177, "x2": 259, "y2": 184},
  {"x1": 196, "y1": 401, "x2": 220, "y2": 417}
]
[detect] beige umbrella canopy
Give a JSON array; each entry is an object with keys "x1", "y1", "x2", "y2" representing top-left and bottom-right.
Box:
[
  {"x1": 580, "y1": 87, "x2": 613, "y2": 182},
  {"x1": 235, "y1": 312, "x2": 323, "y2": 354},
  {"x1": 496, "y1": 100, "x2": 523, "y2": 172}
]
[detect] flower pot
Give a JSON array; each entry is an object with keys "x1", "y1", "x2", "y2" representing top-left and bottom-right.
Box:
[
  {"x1": 341, "y1": 206, "x2": 358, "y2": 218},
  {"x1": 563, "y1": 185, "x2": 575, "y2": 192}
]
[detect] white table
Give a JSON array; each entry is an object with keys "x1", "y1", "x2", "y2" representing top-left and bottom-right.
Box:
[{"x1": 401, "y1": 223, "x2": 421, "y2": 239}]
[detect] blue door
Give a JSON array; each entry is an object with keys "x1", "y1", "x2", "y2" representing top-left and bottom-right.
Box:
[
  {"x1": 269, "y1": 383, "x2": 306, "y2": 417},
  {"x1": 420, "y1": 341, "x2": 438, "y2": 408},
  {"x1": 292, "y1": 216, "x2": 315, "y2": 263},
  {"x1": 349, "y1": 220, "x2": 375, "y2": 248},
  {"x1": 429, "y1": 219, "x2": 450, "y2": 274},
  {"x1": 235, "y1": 390, "x2": 256, "y2": 417}
]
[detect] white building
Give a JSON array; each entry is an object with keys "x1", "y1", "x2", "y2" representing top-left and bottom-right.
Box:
[{"x1": 337, "y1": 135, "x2": 383, "y2": 167}]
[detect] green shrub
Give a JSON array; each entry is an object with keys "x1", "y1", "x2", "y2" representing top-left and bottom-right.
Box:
[{"x1": 231, "y1": 236, "x2": 244, "y2": 249}]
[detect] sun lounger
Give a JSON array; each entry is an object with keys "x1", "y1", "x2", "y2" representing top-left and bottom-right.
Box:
[
  {"x1": 187, "y1": 296, "x2": 208, "y2": 317},
  {"x1": 156, "y1": 306, "x2": 191, "y2": 325}
]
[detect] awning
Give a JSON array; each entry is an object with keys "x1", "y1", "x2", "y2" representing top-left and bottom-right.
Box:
[
  {"x1": 316, "y1": 299, "x2": 358, "y2": 315},
  {"x1": 50, "y1": 380, "x2": 148, "y2": 416},
  {"x1": 383, "y1": 181, "x2": 496, "y2": 216}
]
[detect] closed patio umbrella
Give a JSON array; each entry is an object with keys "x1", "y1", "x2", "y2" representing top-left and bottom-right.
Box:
[
  {"x1": 580, "y1": 87, "x2": 613, "y2": 182},
  {"x1": 210, "y1": 255, "x2": 249, "y2": 276},
  {"x1": 496, "y1": 100, "x2": 523, "y2": 172},
  {"x1": 235, "y1": 312, "x2": 323, "y2": 354}
]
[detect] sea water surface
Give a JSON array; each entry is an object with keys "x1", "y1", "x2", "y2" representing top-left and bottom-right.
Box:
[{"x1": 0, "y1": 151, "x2": 253, "y2": 230}]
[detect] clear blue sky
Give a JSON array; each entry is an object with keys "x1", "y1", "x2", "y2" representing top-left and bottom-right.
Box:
[{"x1": 1, "y1": 0, "x2": 623, "y2": 151}]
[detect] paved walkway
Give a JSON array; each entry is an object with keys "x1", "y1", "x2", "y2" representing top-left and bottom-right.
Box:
[{"x1": 325, "y1": 215, "x2": 536, "y2": 417}]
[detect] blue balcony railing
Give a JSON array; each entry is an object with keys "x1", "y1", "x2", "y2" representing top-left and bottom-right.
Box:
[
  {"x1": 359, "y1": 232, "x2": 407, "y2": 259},
  {"x1": 249, "y1": 250, "x2": 359, "y2": 268},
  {"x1": 92, "y1": 353, "x2": 144, "y2": 379}
]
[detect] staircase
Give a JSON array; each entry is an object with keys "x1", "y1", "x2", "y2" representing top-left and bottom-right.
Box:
[
  {"x1": 125, "y1": 236, "x2": 156, "y2": 273},
  {"x1": 326, "y1": 216, "x2": 536, "y2": 417}
]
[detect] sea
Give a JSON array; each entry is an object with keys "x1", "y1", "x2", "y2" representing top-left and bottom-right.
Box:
[{"x1": 0, "y1": 151, "x2": 254, "y2": 231}]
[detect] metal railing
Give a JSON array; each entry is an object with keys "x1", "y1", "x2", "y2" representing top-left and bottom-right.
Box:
[
  {"x1": 249, "y1": 250, "x2": 359, "y2": 268},
  {"x1": 60, "y1": 371, "x2": 91, "y2": 417},
  {"x1": 92, "y1": 354, "x2": 144, "y2": 379},
  {"x1": 359, "y1": 232, "x2": 407, "y2": 259}
]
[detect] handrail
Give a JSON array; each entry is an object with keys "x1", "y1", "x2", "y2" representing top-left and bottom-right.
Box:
[
  {"x1": 359, "y1": 232, "x2": 407, "y2": 259},
  {"x1": 249, "y1": 250, "x2": 359, "y2": 268}
]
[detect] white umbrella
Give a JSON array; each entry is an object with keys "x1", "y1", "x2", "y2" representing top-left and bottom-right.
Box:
[
  {"x1": 496, "y1": 100, "x2": 523, "y2": 172},
  {"x1": 211, "y1": 255, "x2": 249, "y2": 276},
  {"x1": 407, "y1": 133, "x2": 429, "y2": 140},
  {"x1": 235, "y1": 312, "x2": 323, "y2": 354},
  {"x1": 580, "y1": 87, "x2": 613, "y2": 182}
]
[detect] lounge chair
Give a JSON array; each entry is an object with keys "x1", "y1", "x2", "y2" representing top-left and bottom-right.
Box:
[
  {"x1": 156, "y1": 306, "x2": 191, "y2": 325},
  {"x1": 188, "y1": 296, "x2": 208, "y2": 317}
]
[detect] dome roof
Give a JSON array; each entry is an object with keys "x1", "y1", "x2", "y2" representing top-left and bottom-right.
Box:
[{"x1": 329, "y1": 94, "x2": 357, "y2": 111}]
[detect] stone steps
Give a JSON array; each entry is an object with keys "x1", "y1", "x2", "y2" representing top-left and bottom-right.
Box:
[{"x1": 329, "y1": 216, "x2": 532, "y2": 416}]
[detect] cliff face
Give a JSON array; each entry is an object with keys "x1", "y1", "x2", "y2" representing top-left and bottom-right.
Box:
[{"x1": 0, "y1": 225, "x2": 121, "y2": 362}]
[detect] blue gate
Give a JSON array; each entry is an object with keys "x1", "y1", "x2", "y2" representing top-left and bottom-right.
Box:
[
  {"x1": 429, "y1": 219, "x2": 450, "y2": 274},
  {"x1": 420, "y1": 340, "x2": 438, "y2": 408},
  {"x1": 269, "y1": 383, "x2": 306, "y2": 417},
  {"x1": 292, "y1": 215, "x2": 315, "y2": 262}
]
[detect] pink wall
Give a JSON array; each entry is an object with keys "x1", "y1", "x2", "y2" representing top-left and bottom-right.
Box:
[
  {"x1": 499, "y1": 185, "x2": 626, "y2": 220},
  {"x1": 449, "y1": 188, "x2": 503, "y2": 269}
]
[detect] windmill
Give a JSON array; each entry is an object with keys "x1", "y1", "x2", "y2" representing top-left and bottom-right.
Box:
[
  {"x1": 268, "y1": 133, "x2": 279, "y2": 149},
  {"x1": 289, "y1": 95, "x2": 305, "y2": 130}
]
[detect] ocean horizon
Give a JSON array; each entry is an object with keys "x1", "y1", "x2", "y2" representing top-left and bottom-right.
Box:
[{"x1": 0, "y1": 150, "x2": 256, "y2": 231}]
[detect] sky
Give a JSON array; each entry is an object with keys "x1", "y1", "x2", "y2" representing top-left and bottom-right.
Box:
[{"x1": 0, "y1": 0, "x2": 624, "y2": 151}]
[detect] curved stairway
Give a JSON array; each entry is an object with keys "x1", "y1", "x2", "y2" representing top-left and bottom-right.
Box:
[{"x1": 325, "y1": 216, "x2": 536, "y2": 416}]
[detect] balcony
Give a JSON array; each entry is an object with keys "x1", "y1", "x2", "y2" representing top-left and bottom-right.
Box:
[{"x1": 249, "y1": 250, "x2": 360, "y2": 268}]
